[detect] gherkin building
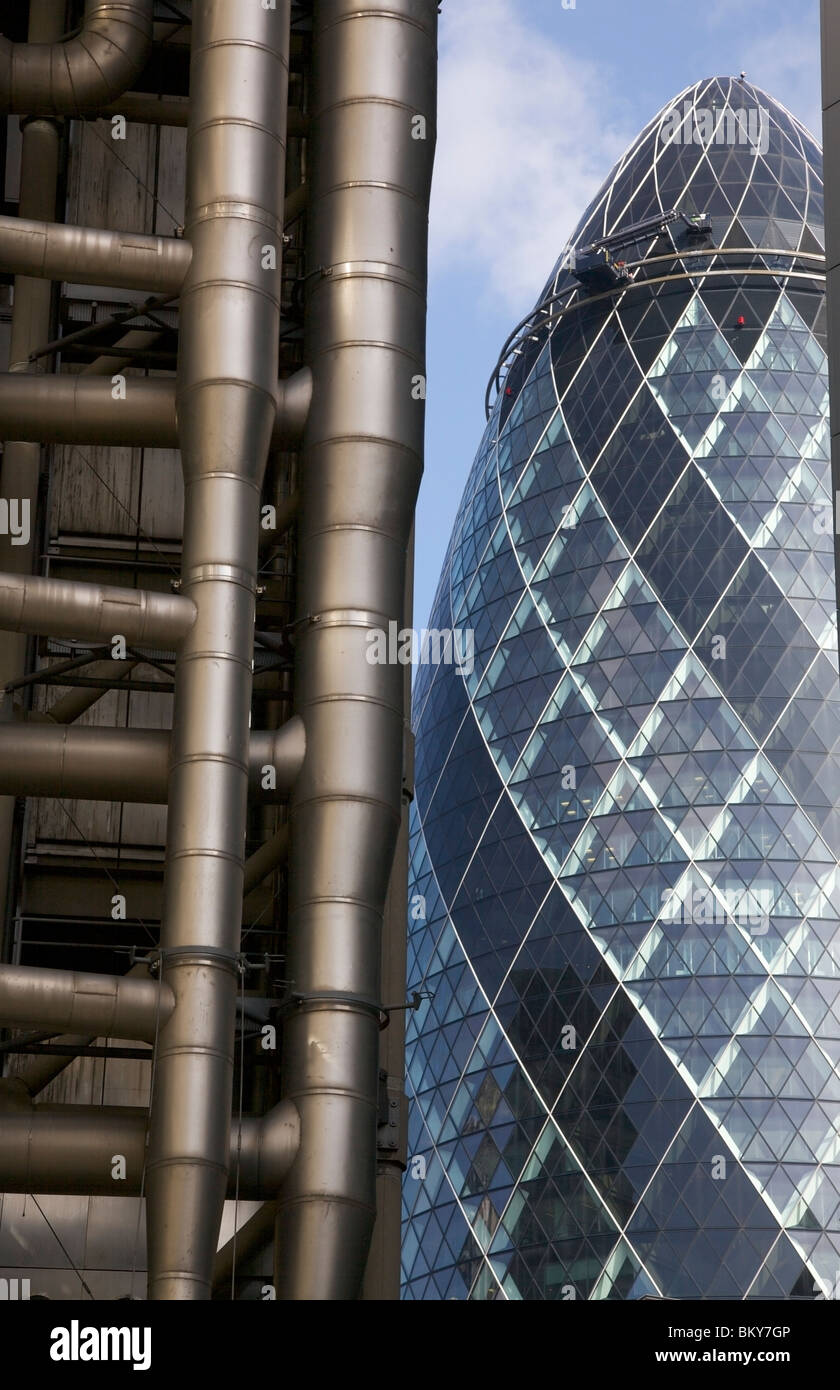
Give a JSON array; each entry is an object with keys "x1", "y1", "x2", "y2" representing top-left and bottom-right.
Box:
[{"x1": 402, "y1": 77, "x2": 840, "y2": 1300}]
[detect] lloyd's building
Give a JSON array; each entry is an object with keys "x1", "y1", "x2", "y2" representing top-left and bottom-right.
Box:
[{"x1": 403, "y1": 78, "x2": 840, "y2": 1299}]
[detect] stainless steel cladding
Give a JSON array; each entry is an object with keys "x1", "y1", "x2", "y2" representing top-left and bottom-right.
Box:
[
  {"x1": 143, "y1": 0, "x2": 292, "y2": 1301},
  {"x1": 0, "y1": 0, "x2": 437, "y2": 1301},
  {"x1": 274, "y1": 0, "x2": 437, "y2": 1300}
]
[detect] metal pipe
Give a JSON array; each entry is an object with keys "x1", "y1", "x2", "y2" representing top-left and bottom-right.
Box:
[
  {"x1": 259, "y1": 492, "x2": 299, "y2": 554},
  {"x1": 0, "y1": 725, "x2": 168, "y2": 801},
  {"x1": 275, "y1": 0, "x2": 437, "y2": 1300},
  {"x1": 81, "y1": 330, "x2": 163, "y2": 376},
  {"x1": 0, "y1": 0, "x2": 154, "y2": 115},
  {"x1": 0, "y1": 960, "x2": 159, "y2": 1098},
  {"x1": 1, "y1": 1037, "x2": 95, "y2": 1099},
  {"x1": 0, "y1": 963, "x2": 173, "y2": 1042},
  {"x1": 43, "y1": 659, "x2": 139, "y2": 721},
  {"x1": 27, "y1": 291, "x2": 175, "y2": 364},
  {"x1": 95, "y1": 92, "x2": 309, "y2": 138},
  {"x1": 145, "y1": 0, "x2": 291, "y2": 1301},
  {"x1": 283, "y1": 182, "x2": 307, "y2": 225},
  {"x1": 0, "y1": 369, "x2": 311, "y2": 449},
  {"x1": 0, "y1": 573, "x2": 196, "y2": 648},
  {"x1": 250, "y1": 721, "x2": 306, "y2": 798},
  {"x1": 0, "y1": 956, "x2": 153, "y2": 1095},
  {"x1": 0, "y1": 374, "x2": 176, "y2": 446},
  {"x1": 0, "y1": 215, "x2": 190, "y2": 294},
  {"x1": 0, "y1": 0, "x2": 66, "y2": 962},
  {"x1": 212, "y1": 1201, "x2": 277, "y2": 1297},
  {"x1": 97, "y1": 91, "x2": 191, "y2": 125},
  {"x1": 362, "y1": 529, "x2": 414, "y2": 1299},
  {"x1": 243, "y1": 823, "x2": 289, "y2": 898},
  {"x1": 276, "y1": 367, "x2": 312, "y2": 446},
  {"x1": 0, "y1": 1101, "x2": 299, "y2": 1197},
  {"x1": 0, "y1": 717, "x2": 306, "y2": 803}
]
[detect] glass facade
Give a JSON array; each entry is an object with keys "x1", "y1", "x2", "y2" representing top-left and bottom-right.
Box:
[{"x1": 402, "y1": 78, "x2": 840, "y2": 1299}]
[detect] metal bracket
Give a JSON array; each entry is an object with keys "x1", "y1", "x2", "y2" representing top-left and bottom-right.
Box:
[{"x1": 376, "y1": 1070, "x2": 408, "y2": 1161}]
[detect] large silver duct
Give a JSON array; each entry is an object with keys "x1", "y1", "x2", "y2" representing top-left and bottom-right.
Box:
[
  {"x1": 0, "y1": 719, "x2": 306, "y2": 803},
  {"x1": 274, "y1": 0, "x2": 437, "y2": 1299},
  {"x1": 0, "y1": 962, "x2": 174, "y2": 1042},
  {"x1": 0, "y1": 572, "x2": 196, "y2": 647},
  {"x1": 0, "y1": 0, "x2": 154, "y2": 115},
  {"x1": 0, "y1": 369, "x2": 312, "y2": 449},
  {"x1": 144, "y1": 0, "x2": 292, "y2": 1300},
  {"x1": 0, "y1": 1101, "x2": 300, "y2": 1198},
  {"x1": 0, "y1": 214, "x2": 190, "y2": 294},
  {"x1": 95, "y1": 92, "x2": 309, "y2": 137},
  {"x1": 0, "y1": 960, "x2": 157, "y2": 1101},
  {"x1": 0, "y1": 0, "x2": 436, "y2": 1303},
  {"x1": 0, "y1": 0, "x2": 66, "y2": 960}
]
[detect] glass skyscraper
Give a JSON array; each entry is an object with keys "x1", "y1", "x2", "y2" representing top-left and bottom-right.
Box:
[{"x1": 402, "y1": 77, "x2": 840, "y2": 1300}]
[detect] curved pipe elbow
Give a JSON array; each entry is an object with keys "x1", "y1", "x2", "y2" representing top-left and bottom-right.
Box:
[
  {"x1": 249, "y1": 716, "x2": 306, "y2": 800},
  {"x1": 236, "y1": 1101, "x2": 301, "y2": 1196},
  {"x1": 0, "y1": 1, "x2": 154, "y2": 116},
  {"x1": 275, "y1": 367, "x2": 312, "y2": 446}
]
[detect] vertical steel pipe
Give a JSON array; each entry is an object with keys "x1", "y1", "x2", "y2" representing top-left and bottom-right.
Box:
[
  {"x1": 0, "y1": 0, "x2": 66, "y2": 957},
  {"x1": 363, "y1": 538, "x2": 415, "y2": 1299},
  {"x1": 274, "y1": 0, "x2": 437, "y2": 1299},
  {"x1": 145, "y1": 0, "x2": 290, "y2": 1300}
]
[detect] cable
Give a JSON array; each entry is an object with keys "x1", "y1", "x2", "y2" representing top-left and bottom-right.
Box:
[
  {"x1": 56, "y1": 801, "x2": 158, "y2": 946},
  {"x1": 83, "y1": 117, "x2": 183, "y2": 234},
  {"x1": 66, "y1": 443, "x2": 181, "y2": 582},
  {"x1": 30, "y1": 1195, "x2": 96, "y2": 1300}
]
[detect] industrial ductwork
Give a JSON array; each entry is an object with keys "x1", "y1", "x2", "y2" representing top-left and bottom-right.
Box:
[
  {"x1": 95, "y1": 92, "x2": 309, "y2": 137},
  {"x1": 0, "y1": 962, "x2": 173, "y2": 1042},
  {"x1": 0, "y1": 572, "x2": 196, "y2": 647},
  {"x1": 0, "y1": 0, "x2": 154, "y2": 115},
  {"x1": 0, "y1": 0, "x2": 437, "y2": 1304},
  {"x1": 274, "y1": 0, "x2": 437, "y2": 1300},
  {"x1": 0, "y1": 214, "x2": 190, "y2": 294},
  {"x1": 0, "y1": 718, "x2": 306, "y2": 804},
  {"x1": 0, "y1": 369, "x2": 312, "y2": 449},
  {"x1": 144, "y1": 0, "x2": 292, "y2": 1301},
  {"x1": 0, "y1": 1100, "x2": 300, "y2": 1199}
]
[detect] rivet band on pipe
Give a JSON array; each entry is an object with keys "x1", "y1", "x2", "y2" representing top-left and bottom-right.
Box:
[
  {"x1": 181, "y1": 563, "x2": 258, "y2": 592},
  {"x1": 148, "y1": 946, "x2": 243, "y2": 976},
  {"x1": 281, "y1": 991, "x2": 386, "y2": 1025},
  {"x1": 306, "y1": 609, "x2": 393, "y2": 629}
]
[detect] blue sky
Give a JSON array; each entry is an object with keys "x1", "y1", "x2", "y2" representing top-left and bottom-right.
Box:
[{"x1": 416, "y1": 0, "x2": 822, "y2": 627}]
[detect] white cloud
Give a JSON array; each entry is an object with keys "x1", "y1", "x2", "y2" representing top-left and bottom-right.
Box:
[
  {"x1": 699, "y1": 1, "x2": 821, "y2": 140},
  {"x1": 431, "y1": 0, "x2": 635, "y2": 314},
  {"x1": 736, "y1": 23, "x2": 822, "y2": 142}
]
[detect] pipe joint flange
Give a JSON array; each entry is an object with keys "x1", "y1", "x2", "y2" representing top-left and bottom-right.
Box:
[
  {"x1": 181, "y1": 563, "x2": 258, "y2": 593},
  {"x1": 151, "y1": 945, "x2": 244, "y2": 977},
  {"x1": 19, "y1": 114, "x2": 64, "y2": 134},
  {"x1": 313, "y1": 260, "x2": 424, "y2": 295},
  {"x1": 303, "y1": 609, "x2": 393, "y2": 631},
  {"x1": 279, "y1": 990, "x2": 387, "y2": 1027}
]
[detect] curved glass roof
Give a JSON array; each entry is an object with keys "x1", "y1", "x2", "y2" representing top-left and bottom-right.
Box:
[
  {"x1": 403, "y1": 79, "x2": 839, "y2": 1301},
  {"x1": 538, "y1": 75, "x2": 823, "y2": 309}
]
